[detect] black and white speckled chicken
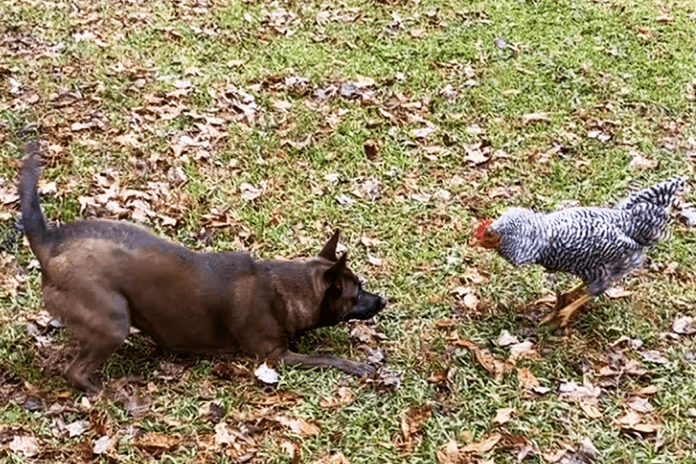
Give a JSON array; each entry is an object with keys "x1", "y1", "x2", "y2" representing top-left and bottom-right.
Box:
[{"x1": 472, "y1": 176, "x2": 686, "y2": 326}]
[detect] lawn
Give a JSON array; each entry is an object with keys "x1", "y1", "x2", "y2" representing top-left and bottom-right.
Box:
[{"x1": 1, "y1": 0, "x2": 696, "y2": 462}]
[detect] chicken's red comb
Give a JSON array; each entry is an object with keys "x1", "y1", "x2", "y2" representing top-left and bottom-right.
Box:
[{"x1": 474, "y1": 219, "x2": 493, "y2": 240}]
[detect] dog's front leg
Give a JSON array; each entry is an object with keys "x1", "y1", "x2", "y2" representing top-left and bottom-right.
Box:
[{"x1": 275, "y1": 350, "x2": 375, "y2": 376}]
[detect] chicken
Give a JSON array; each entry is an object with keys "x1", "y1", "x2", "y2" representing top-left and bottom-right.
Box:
[{"x1": 473, "y1": 176, "x2": 686, "y2": 327}]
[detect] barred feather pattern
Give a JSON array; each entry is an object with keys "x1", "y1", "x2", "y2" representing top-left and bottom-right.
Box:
[{"x1": 490, "y1": 177, "x2": 685, "y2": 296}]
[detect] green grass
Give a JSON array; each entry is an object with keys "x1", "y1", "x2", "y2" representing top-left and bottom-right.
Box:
[{"x1": 1, "y1": 0, "x2": 696, "y2": 462}]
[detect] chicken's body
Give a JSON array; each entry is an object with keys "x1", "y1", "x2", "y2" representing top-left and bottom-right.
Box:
[{"x1": 478, "y1": 176, "x2": 685, "y2": 325}]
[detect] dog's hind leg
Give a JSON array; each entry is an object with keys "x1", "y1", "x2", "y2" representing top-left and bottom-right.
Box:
[
  {"x1": 45, "y1": 286, "x2": 130, "y2": 392},
  {"x1": 274, "y1": 350, "x2": 375, "y2": 376}
]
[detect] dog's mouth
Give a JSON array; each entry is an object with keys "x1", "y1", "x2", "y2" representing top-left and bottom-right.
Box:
[{"x1": 340, "y1": 294, "x2": 387, "y2": 321}]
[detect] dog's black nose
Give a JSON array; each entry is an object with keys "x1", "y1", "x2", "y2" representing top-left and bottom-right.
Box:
[{"x1": 378, "y1": 296, "x2": 387, "y2": 308}]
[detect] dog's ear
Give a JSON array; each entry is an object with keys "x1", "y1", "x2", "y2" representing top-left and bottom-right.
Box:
[
  {"x1": 318, "y1": 230, "x2": 340, "y2": 261},
  {"x1": 323, "y1": 252, "x2": 348, "y2": 285}
]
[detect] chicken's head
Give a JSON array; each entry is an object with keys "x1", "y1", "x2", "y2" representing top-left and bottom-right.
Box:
[{"x1": 470, "y1": 219, "x2": 502, "y2": 249}]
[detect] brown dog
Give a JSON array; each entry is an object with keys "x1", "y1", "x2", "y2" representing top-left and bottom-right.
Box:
[{"x1": 18, "y1": 142, "x2": 387, "y2": 392}]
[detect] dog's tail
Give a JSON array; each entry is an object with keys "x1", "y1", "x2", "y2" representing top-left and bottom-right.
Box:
[{"x1": 18, "y1": 141, "x2": 50, "y2": 263}]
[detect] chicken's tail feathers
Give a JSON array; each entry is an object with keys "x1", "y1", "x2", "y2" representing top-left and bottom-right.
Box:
[{"x1": 614, "y1": 176, "x2": 687, "y2": 211}]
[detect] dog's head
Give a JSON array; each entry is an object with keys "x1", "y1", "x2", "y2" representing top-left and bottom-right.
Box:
[{"x1": 315, "y1": 231, "x2": 387, "y2": 326}]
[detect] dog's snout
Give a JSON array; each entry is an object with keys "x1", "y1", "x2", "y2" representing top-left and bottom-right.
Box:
[{"x1": 378, "y1": 296, "x2": 387, "y2": 308}]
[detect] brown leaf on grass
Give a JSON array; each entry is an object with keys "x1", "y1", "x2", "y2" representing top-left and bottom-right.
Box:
[
  {"x1": 250, "y1": 391, "x2": 299, "y2": 407},
  {"x1": 8, "y1": 435, "x2": 41, "y2": 458},
  {"x1": 461, "y1": 433, "x2": 502, "y2": 454},
  {"x1": 115, "y1": 132, "x2": 141, "y2": 149},
  {"x1": 517, "y1": 367, "x2": 541, "y2": 390},
  {"x1": 552, "y1": 438, "x2": 598, "y2": 464},
  {"x1": 629, "y1": 153, "x2": 657, "y2": 171},
  {"x1": 616, "y1": 410, "x2": 658, "y2": 434},
  {"x1": 626, "y1": 396, "x2": 654, "y2": 414},
  {"x1": 559, "y1": 380, "x2": 602, "y2": 418},
  {"x1": 604, "y1": 286, "x2": 632, "y2": 299},
  {"x1": 319, "y1": 386, "x2": 355, "y2": 409},
  {"x1": 363, "y1": 139, "x2": 378, "y2": 159},
  {"x1": 464, "y1": 142, "x2": 489, "y2": 164},
  {"x1": 579, "y1": 402, "x2": 603, "y2": 419},
  {"x1": 410, "y1": 28, "x2": 427, "y2": 38},
  {"x1": 240, "y1": 182, "x2": 264, "y2": 201},
  {"x1": 274, "y1": 415, "x2": 321, "y2": 437},
  {"x1": 639, "y1": 350, "x2": 668, "y2": 364},
  {"x1": 212, "y1": 361, "x2": 251, "y2": 380},
  {"x1": 280, "y1": 440, "x2": 301, "y2": 464},
  {"x1": 400, "y1": 404, "x2": 432, "y2": 445},
  {"x1": 92, "y1": 435, "x2": 118, "y2": 455},
  {"x1": 507, "y1": 341, "x2": 539, "y2": 364},
  {"x1": 634, "y1": 385, "x2": 658, "y2": 397},
  {"x1": 671, "y1": 314, "x2": 696, "y2": 335},
  {"x1": 436, "y1": 439, "x2": 460, "y2": 464},
  {"x1": 486, "y1": 185, "x2": 521, "y2": 200},
  {"x1": 636, "y1": 27, "x2": 653, "y2": 40},
  {"x1": 446, "y1": 333, "x2": 513, "y2": 382},
  {"x1": 496, "y1": 330, "x2": 519, "y2": 347},
  {"x1": 0, "y1": 252, "x2": 25, "y2": 298},
  {"x1": 462, "y1": 267, "x2": 489, "y2": 285},
  {"x1": 434, "y1": 318, "x2": 457, "y2": 329},
  {"x1": 0, "y1": 183, "x2": 19, "y2": 205},
  {"x1": 493, "y1": 407, "x2": 515, "y2": 425},
  {"x1": 656, "y1": 12, "x2": 673, "y2": 23},
  {"x1": 521, "y1": 112, "x2": 551, "y2": 125},
  {"x1": 135, "y1": 432, "x2": 180, "y2": 456},
  {"x1": 314, "y1": 452, "x2": 350, "y2": 464},
  {"x1": 350, "y1": 323, "x2": 381, "y2": 344}
]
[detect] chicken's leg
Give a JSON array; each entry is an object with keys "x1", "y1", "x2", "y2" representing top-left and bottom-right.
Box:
[
  {"x1": 540, "y1": 283, "x2": 588, "y2": 327},
  {"x1": 556, "y1": 294, "x2": 592, "y2": 327}
]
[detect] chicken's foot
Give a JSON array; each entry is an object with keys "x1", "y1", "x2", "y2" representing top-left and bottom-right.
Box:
[{"x1": 541, "y1": 283, "x2": 585, "y2": 325}]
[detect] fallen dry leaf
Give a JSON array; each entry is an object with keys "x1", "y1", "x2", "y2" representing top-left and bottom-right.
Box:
[
  {"x1": 8, "y1": 436, "x2": 41, "y2": 458},
  {"x1": 639, "y1": 350, "x2": 668, "y2": 364},
  {"x1": 446, "y1": 333, "x2": 512, "y2": 382},
  {"x1": 281, "y1": 440, "x2": 301, "y2": 464},
  {"x1": 135, "y1": 432, "x2": 180, "y2": 456},
  {"x1": 604, "y1": 286, "x2": 632, "y2": 299},
  {"x1": 493, "y1": 407, "x2": 515, "y2": 425},
  {"x1": 240, "y1": 182, "x2": 264, "y2": 201},
  {"x1": 671, "y1": 314, "x2": 696, "y2": 335},
  {"x1": 436, "y1": 439, "x2": 460, "y2": 464},
  {"x1": 313, "y1": 453, "x2": 350, "y2": 464},
  {"x1": 319, "y1": 386, "x2": 355, "y2": 409},
  {"x1": 507, "y1": 341, "x2": 538, "y2": 364},
  {"x1": 254, "y1": 362, "x2": 279, "y2": 385},
  {"x1": 463, "y1": 267, "x2": 489, "y2": 285},
  {"x1": 496, "y1": 330, "x2": 520, "y2": 347},
  {"x1": 579, "y1": 401, "x2": 603, "y2": 419},
  {"x1": 629, "y1": 153, "x2": 657, "y2": 171},
  {"x1": 521, "y1": 112, "x2": 551, "y2": 125},
  {"x1": 634, "y1": 385, "x2": 658, "y2": 397},
  {"x1": 517, "y1": 367, "x2": 541, "y2": 390},
  {"x1": 275, "y1": 415, "x2": 321, "y2": 438},
  {"x1": 92, "y1": 435, "x2": 117, "y2": 455},
  {"x1": 461, "y1": 433, "x2": 502, "y2": 454},
  {"x1": 464, "y1": 142, "x2": 489, "y2": 164},
  {"x1": 626, "y1": 396, "x2": 654, "y2": 414},
  {"x1": 397, "y1": 404, "x2": 433, "y2": 451},
  {"x1": 616, "y1": 410, "x2": 658, "y2": 434},
  {"x1": 463, "y1": 292, "x2": 479, "y2": 310}
]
